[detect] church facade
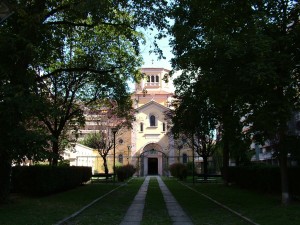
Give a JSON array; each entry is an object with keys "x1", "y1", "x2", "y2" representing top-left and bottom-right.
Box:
[{"x1": 129, "y1": 67, "x2": 175, "y2": 176}]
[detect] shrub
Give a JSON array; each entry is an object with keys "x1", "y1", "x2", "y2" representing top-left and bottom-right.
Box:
[
  {"x1": 116, "y1": 164, "x2": 136, "y2": 182},
  {"x1": 169, "y1": 163, "x2": 187, "y2": 180},
  {"x1": 58, "y1": 160, "x2": 70, "y2": 167},
  {"x1": 11, "y1": 165, "x2": 92, "y2": 195}
]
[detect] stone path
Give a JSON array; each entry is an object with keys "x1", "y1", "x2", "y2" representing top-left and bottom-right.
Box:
[
  {"x1": 156, "y1": 176, "x2": 194, "y2": 225},
  {"x1": 120, "y1": 176, "x2": 194, "y2": 225},
  {"x1": 120, "y1": 176, "x2": 150, "y2": 225}
]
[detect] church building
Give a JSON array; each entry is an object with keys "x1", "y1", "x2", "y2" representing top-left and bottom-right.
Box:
[
  {"x1": 129, "y1": 67, "x2": 175, "y2": 176},
  {"x1": 68, "y1": 67, "x2": 178, "y2": 176}
]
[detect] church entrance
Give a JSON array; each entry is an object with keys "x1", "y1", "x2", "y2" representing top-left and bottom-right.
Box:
[
  {"x1": 139, "y1": 143, "x2": 168, "y2": 176},
  {"x1": 148, "y1": 158, "x2": 158, "y2": 175}
]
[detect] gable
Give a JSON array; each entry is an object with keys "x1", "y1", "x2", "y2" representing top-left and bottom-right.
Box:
[{"x1": 136, "y1": 100, "x2": 169, "y2": 113}]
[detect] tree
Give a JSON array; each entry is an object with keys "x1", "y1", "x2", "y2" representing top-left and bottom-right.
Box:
[
  {"x1": 170, "y1": 0, "x2": 257, "y2": 184},
  {"x1": 80, "y1": 99, "x2": 133, "y2": 176},
  {"x1": 170, "y1": 75, "x2": 218, "y2": 179},
  {"x1": 0, "y1": 0, "x2": 169, "y2": 202},
  {"x1": 81, "y1": 132, "x2": 113, "y2": 176},
  {"x1": 169, "y1": 0, "x2": 300, "y2": 204},
  {"x1": 244, "y1": 0, "x2": 300, "y2": 204}
]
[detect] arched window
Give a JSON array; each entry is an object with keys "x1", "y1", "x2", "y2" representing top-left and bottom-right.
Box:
[
  {"x1": 156, "y1": 75, "x2": 159, "y2": 82},
  {"x1": 150, "y1": 115, "x2": 156, "y2": 126},
  {"x1": 147, "y1": 75, "x2": 150, "y2": 82},
  {"x1": 151, "y1": 75, "x2": 154, "y2": 82},
  {"x1": 118, "y1": 154, "x2": 123, "y2": 163},
  {"x1": 140, "y1": 122, "x2": 144, "y2": 132},
  {"x1": 182, "y1": 153, "x2": 188, "y2": 164},
  {"x1": 163, "y1": 122, "x2": 166, "y2": 132}
]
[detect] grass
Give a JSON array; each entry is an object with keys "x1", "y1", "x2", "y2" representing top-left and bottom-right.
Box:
[
  {"x1": 0, "y1": 181, "x2": 138, "y2": 225},
  {"x1": 164, "y1": 177, "x2": 300, "y2": 225},
  {"x1": 164, "y1": 178, "x2": 249, "y2": 225},
  {"x1": 2, "y1": 176, "x2": 300, "y2": 225},
  {"x1": 141, "y1": 177, "x2": 172, "y2": 225},
  {"x1": 63, "y1": 178, "x2": 144, "y2": 225},
  {"x1": 191, "y1": 182, "x2": 300, "y2": 225}
]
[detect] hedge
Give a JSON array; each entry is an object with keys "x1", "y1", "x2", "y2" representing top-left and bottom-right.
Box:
[
  {"x1": 228, "y1": 164, "x2": 300, "y2": 196},
  {"x1": 169, "y1": 163, "x2": 187, "y2": 180},
  {"x1": 11, "y1": 165, "x2": 92, "y2": 195},
  {"x1": 116, "y1": 164, "x2": 136, "y2": 182}
]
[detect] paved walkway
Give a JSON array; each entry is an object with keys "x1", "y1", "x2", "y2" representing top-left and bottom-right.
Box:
[{"x1": 120, "y1": 176, "x2": 194, "y2": 225}]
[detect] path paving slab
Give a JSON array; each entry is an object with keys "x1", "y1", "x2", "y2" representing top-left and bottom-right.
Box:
[
  {"x1": 119, "y1": 176, "x2": 194, "y2": 225},
  {"x1": 156, "y1": 176, "x2": 194, "y2": 225},
  {"x1": 120, "y1": 177, "x2": 150, "y2": 225}
]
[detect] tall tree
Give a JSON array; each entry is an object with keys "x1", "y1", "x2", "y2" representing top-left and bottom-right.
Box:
[
  {"x1": 170, "y1": 0, "x2": 255, "y2": 183},
  {"x1": 0, "y1": 0, "x2": 169, "y2": 202},
  {"x1": 244, "y1": 0, "x2": 300, "y2": 204},
  {"x1": 169, "y1": 0, "x2": 300, "y2": 204}
]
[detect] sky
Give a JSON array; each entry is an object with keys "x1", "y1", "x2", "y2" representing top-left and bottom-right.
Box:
[
  {"x1": 137, "y1": 28, "x2": 180, "y2": 93},
  {"x1": 140, "y1": 29, "x2": 173, "y2": 70},
  {"x1": 128, "y1": 28, "x2": 176, "y2": 92}
]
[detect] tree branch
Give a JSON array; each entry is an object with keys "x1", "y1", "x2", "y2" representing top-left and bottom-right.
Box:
[
  {"x1": 45, "y1": 20, "x2": 95, "y2": 28},
  {"x1": 36, "y1": 67, "x2": 118, "y2": 81},
  {"x1": 44, "y1": 20, "x2": 134, "y2": 30},
  {"x1": 43, "y1": 1, "x2": 81, "y2": 21}
]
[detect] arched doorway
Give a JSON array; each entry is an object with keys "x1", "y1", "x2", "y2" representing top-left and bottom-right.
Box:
[{"x1": 139, "y1": 144, "x2": 168, "y2": 176}]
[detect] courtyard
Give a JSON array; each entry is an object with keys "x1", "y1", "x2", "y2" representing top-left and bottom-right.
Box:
[{"x1": 1, "y1": 176, "x2": 300, "y2": 225}]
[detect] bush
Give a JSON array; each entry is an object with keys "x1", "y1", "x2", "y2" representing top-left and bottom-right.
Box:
[
  {"x1": 169, "y1": 163, "x2": 187, "y2": 180},
  {"x1": 116, "y1": 164, "x2": 136, "y2": 182},
  {"x1": 228, "y1": 164, "x2": 300, "y2": 196},
  {"x1": 11, "y1": 165, "x2": 92, "y2": 195},
  {"x1": 58, "y1": 160, "x2": 70, "y2": 167}
]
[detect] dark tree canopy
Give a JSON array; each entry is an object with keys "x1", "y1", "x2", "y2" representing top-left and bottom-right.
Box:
[{"x1": 169, "y1": 0, "x2": 300, "y2": 204}]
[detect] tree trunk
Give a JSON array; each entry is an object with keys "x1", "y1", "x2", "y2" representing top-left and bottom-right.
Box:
[
  {"x1": 222, "y1": 135, "x2": 230, "y2": 185},
  {"x1": 279, "y1": 148, "x2": 290, "y2": 205},
  {"x1": 103, "y1": 156, "x2": 109, "y2": 179},
  {"x1": 0, "y1": 152, "x2": 11, "y2": 203},
  {"x1": 52, "y1": 138, "x2": 60, "y2": 166},
  {"x1": 203, "y1": 155, "x2": 208, "y2": 181}
]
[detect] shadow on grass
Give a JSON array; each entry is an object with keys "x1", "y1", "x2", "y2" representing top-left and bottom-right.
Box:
[{"x1": 164, "y1": 177, "x2": 300, "y2": 225}]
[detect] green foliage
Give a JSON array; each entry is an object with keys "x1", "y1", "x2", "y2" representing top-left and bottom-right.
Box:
[
  {"x1": 169, "y1": 163, "x2": 187, "y2": 180},
  {"x1": 169, "y1": 0, "x2": 300, "y2": 199},
  {"x1": 58, "y1": 159, "x2": 70, "y2": 167},
  {"x1": 11, "y1": 165, "x2": 92, "y2": 195},
  {"x1": 80, "y1": 133, "x2": 102, "y2": 149},
  {"x1": 0, "y1": 0, "x2": 169, "y2": 164},
  {"x1": 116, "y1": 164, "x2": 136, "y2": 182},
  {"x1": 0, "y1": 0, "x2": 169, "y2": 202}
]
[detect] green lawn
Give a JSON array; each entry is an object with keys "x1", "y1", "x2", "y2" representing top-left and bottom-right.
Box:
[
  {"x1": 164, "y1": 177, "x2": 300, "y2": 225},
  {"x1": 0, "y1": 181, "x2": 139, "y2": 225},
  {"x1": 1, "y1": 177, "x2": 300, "y2": 225},
  {"x1": 62, "y1": 178, "x2": 144, "y2": 225}
]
